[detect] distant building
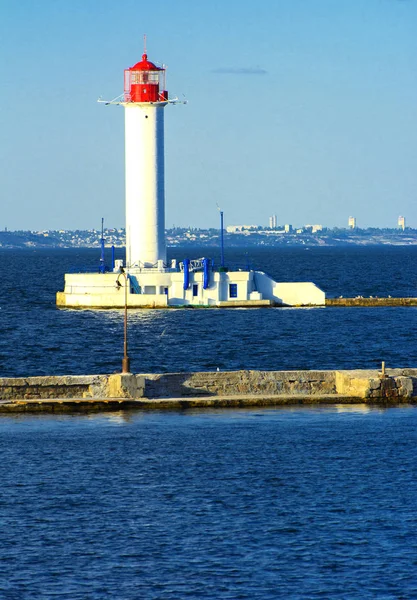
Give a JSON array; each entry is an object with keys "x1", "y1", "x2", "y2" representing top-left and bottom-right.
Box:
[
  {"x1": 305, "y1": 224, "x2": 323, "y2": 234},
  {"x1": 348, "y1": 216, "x2": 356, "y2": 229},
  {"x1": 226, "y1": 225, "x2": 258, "y2": 233},
  {"x1": 398, "y1": 216, "x2": 406, "y2": 231},
  {"x1": 284, "y1": 224, "x2": 292, "y2": 233},
  {"x1": 269, "y1": 214, "x2": 277, "y2": 229}
]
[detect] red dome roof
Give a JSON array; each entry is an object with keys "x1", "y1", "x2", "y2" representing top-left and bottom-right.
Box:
[{"x1": 130, "y1": 53, "x2": 162, "y2": 71}]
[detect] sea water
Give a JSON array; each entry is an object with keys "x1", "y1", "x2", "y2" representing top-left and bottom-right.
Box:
[
  {"x1": 0, "y1": 246, "x2": 417, "y2": 598},
  {"x1": 1, "y1": 407, "x2": 416, "y2": 599},
  {"x1": 0, "y1": 246, "x2": 417, "y2": 376}
]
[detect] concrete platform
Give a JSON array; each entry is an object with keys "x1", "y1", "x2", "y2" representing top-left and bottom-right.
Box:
[
  {"x1": 0, "y1": 398, "x2": 133, "y2": 413},
  {"x1": 1, "y1": 393, "x2": 415, "y2": 413}
]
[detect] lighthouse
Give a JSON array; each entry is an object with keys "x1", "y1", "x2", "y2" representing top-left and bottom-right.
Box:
[
  {"x1": 123, "y1": 49, "x2": 170, "y2": 268},
  {"x1": 57, "y1": 45, "x2": 326, "y2": 309}
]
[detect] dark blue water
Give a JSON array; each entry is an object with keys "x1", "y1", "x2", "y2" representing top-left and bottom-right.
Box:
[
  {"x1": 1, "y1": 407, "x2": 416, "y2": 599},
  {"x1": 1, "y1": 247, "x2": 417, "y2": 598},
  {"x1": 1, "y1": 246, "x2": 417, "y2": 376}
]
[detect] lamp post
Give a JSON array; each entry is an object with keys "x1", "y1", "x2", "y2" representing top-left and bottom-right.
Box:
[{"x1": 116, "y1": 269, "x2": 131, "y2": 373}]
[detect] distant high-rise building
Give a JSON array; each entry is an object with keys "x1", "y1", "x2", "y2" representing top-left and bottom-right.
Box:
[
  {"x1": 398, "y1": 216, "x2": 406, "y2": 231},
  {"x1": 269, "y1": 214, "x2": 277, "y2": 229},
  {"x1": 284, "y1": 224, "x2": 292, "y2": 233},
  {"x1": 348, "y1": 216, "x2": 356, "y2": 229}
]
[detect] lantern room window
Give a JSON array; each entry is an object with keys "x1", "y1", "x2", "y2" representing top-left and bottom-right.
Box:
[{"x1": 130, "y1": 71, "x2": 160, "y2": 85}]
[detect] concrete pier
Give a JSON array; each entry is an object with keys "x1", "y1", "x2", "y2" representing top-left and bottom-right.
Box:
[
  {"x1": 1, "y1": 369, "x2": 416, "y2": 412},
  {"x1": 326, "y1": 297, "x2": 417, "y2": 307}
]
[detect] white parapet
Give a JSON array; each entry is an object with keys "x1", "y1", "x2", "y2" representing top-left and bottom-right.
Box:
[{"x1": 125, "y1": 103, "x2": 166, "y2": 268}]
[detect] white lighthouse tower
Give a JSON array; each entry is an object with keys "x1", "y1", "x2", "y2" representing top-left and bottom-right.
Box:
[{"x1": 123, "y1": 50, "x2": 169, "y2": 268}]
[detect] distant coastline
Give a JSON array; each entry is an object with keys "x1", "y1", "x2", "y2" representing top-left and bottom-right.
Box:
[{"x1": 1, "y1": 227, "x2": 417, "y2": 249}]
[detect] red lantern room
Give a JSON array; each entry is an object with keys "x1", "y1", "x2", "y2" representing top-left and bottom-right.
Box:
[{"x1": 124, "y1": 53, "x2": 168, "y2": 103}]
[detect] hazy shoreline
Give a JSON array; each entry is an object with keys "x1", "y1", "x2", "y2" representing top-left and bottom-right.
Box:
[{"x1": 1, "y1": 229, "x2": 417, "y2": 249}]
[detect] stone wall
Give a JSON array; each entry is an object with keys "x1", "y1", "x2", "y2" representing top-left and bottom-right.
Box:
[
  {"x1": 1, "y1": 369, "x2": 416, "y2": 403},
  {"x1": 0, "y1": 374, "x2": 144, "y2": 401},
  {"x1": 143, "y1": 370, "x2": 337, "y2": 398},
  {"x1": 144, "y1": 369, "x2": 417, "y2": 401},
  {"x1": 335, "y1": 369, "x2": 417, "y2": 400}
]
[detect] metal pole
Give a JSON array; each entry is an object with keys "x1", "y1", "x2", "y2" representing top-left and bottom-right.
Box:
[
  {"x1": 220, "y1": 210, "x2": 225, "y2": 268},
  {"x1": 120, "y1": 271, "x2": 130, "y2": 373}
]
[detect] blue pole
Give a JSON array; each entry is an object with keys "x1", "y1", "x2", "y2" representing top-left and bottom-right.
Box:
[
  {"x1": 111, "y1": 245, "x2": 115, "y2": 270},
  {"x1": 203, "y1": 257, "x2": 210, "y2": 289},
  {"x1": 220, "y1": 211, "x2": 225, "y2": 268},
  {"x1": 99, "y1": 217, "x2": 105, "y2": 273},
  {"x1": 183, "y1": 259, "x2": 190, "y2": 290}
]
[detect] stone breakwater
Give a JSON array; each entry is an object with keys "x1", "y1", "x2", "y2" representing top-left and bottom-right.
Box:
[
  {"x1": 326, "y1": 297, "x2": 417, "y2": 307},
  {"x1": 143, "y1": 369, "x2": 417, "y2": 401},
  {"x1": 1, "y1": 369, "x2": 417, "y2": 412}
]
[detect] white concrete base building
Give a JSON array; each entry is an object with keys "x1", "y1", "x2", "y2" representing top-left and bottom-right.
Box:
[{"x1": 57, "y1": 263, "x2": 325, "y2": 309}]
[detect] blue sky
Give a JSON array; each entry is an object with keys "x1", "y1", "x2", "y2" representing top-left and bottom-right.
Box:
[{"x1": 1, "y1": 0, "x2": 416, "y2": 230}]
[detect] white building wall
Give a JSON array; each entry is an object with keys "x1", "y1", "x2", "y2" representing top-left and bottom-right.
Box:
[
  {"x1": 254, "y1": 272, "x2": 325, "y2": 306},
  {"x1": 164, "y1": 271, "x2": 253, "y2": 306},
  {"x1": 125, "y1": 104, "x2": 166, "y2": 268},
  {"x1": 59, "y1": 270, "x2": 325, "y2": 308},
  {"x1": 58, "y1": 273, "x2": 168, "y2": 308}
]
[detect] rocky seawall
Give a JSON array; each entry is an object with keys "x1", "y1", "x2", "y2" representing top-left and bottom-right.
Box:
[
  {"x1": 0, "y1": 369, "x2": 416, "y2": 412},
  {"x1": 326, "y1": 297, "x2": 417, "y2": 307}
]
